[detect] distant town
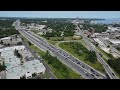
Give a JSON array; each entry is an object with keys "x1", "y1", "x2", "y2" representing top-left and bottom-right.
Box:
[{"x1": 0, "y1": 17, "x2": 120, "y2": 79}]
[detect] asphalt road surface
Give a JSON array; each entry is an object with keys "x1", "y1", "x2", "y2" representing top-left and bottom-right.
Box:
[
  {"x1": 75, "y1": 23, "x2": 118, "y2": 79},
  {"x1": 18, "y1": 29, "x2": 107, "y2": 79}
]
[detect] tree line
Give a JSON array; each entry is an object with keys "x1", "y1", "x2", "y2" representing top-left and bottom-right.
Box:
[
  {"x1": 108, "y1": 57, "x2": 120, "y2": 74},
  {"x1": 82, "y1": 24, "x2": 108, "y2": 33},
  {"x1": 0, "y1": 29, "x2": 19, "y2": 38}
]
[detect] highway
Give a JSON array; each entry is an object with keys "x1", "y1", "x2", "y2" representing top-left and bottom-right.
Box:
[
  {"x1": 28, "y1": 30, "x2": 108, "y2": 79},
  {"x1": 15, "y1": 22, "x2": 108, "y2": 79},
  {"x1": 75, "y1": 23, "x2": 118, "y2": 79}
]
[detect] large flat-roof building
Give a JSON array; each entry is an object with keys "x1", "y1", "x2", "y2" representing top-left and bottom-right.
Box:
[
  {"x1": 6, "y1": 60, "x2": 45, "y2": 79},
  {"x1": 0, "y1": 45, "x2": 46, "y2": 79}
]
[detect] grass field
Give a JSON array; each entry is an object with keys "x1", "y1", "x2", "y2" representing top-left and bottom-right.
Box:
[
  {"x1": 59, "y1": 42, "x2": 105, "y2": 74},
  {"x1": 31, "y1": 30, "x2": 40, "y2": 34}
]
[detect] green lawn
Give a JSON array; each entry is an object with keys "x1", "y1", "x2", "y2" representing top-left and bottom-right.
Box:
[
  {"x1": 31, "y1": 30, "x2": 40, "y2": 34},
  {"x1": 22, "y1": 35, "x2": 84, "y2": 79},
  {"x1": 47, "y1": 40, "x2": 60, "y2": 46},
  {"x1": 59, "y1": 42, "x2": 105, "y2": 74}
]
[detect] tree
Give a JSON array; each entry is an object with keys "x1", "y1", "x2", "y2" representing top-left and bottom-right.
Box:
[
  {"x1": 28, "y1": 41, "x2": 32, "y2": 45},
  {"x1": 108, "y1": 58, "x2": 120, "y2": 74},
  {"x1": 20, "y1": 75, "x2": 26, "y2": 79},
  {"x1": 95, "y1": 43, "x2": 99, "y2": 47},
  {"x1": 32, "y1": 73, "x2": 37, "y2": 77},
  {"x1": 107, "y1": 45, "x2": 110, "y2": 48},
  {"x1": 0, "y1": 61, "x2": 6, "y2": 71},
  {"x1": 10, "y1": 38, "x2": 12, "y2": 41},
  {"x1": 85, "y1": 51, "x2": 97, "y2": 63},
  {"x1": 7, "y1": 43, "x2": 10, "y2": 46},
  {"x1": 0, "y1": 40, "x2": 3, "y2": 45},
  {"x1": 15, "y1": 35, "x2": 17, "y2": 38}
]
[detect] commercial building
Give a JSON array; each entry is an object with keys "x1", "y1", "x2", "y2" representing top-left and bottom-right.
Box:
[
  {"x1": 0, "y1": 35, "x2": 22, "y2": 45},
  {"x1": 107, "y1": 39, "x2": 120, "y2": 46},
  {"x1": 93, "y1": 38, "x2": 110, "y2": 53},
  {"x1": 0, "y1": 45, "x2": 46, "y2": 79},
  {"x1": 6, "y1": 60, "x2": 46, "y2": 79}
]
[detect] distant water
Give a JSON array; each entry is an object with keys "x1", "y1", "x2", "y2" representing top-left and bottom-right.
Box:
[{"x1": 92, "y1": 19, "x2": 120, "y2": 24}]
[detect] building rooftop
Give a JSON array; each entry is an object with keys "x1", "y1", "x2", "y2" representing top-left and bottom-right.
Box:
[
  {"x1": 108, "y1": 39, "x2": 120, "y2": 45},
  {"x1": 6, "y1": 60, "x2": 45, "y2": 79},
  {"x1": 93, "y1": 38, "x2": 105, "y2": 47},
  {"x1": 0, "y1": 37, "x2": 11, "y2": 40},
  {"x1": 0, "y1": 45, "x2": 46, "y2": 79}
]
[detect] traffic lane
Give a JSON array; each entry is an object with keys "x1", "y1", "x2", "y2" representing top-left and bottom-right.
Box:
[
  {"x1": 68, "y1": 56, "x2": 106, "y2": 78},
  {"x1": 96, "y1": 49, "x2": 117, "y2": 79},
  {"x1": 76, "y1": 24, "x2": 118, "y2": 79},
  {"x1": 22, "y1": 30, "x2": 98, "y2": 78},
  {"x1": 26, "y1": 30, "x2": 106, "y2": 79},
  {"x1": 20, "y1": 30, "x2": 48, "y2": 52}
]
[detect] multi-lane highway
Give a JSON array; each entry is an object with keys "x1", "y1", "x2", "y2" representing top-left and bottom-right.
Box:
[
  {"x1": 14, "y1": 21, "x2": 108, "y2": 79},
  {"x1": 75, "y1": 23, "x2": 118, "y2": 79}
]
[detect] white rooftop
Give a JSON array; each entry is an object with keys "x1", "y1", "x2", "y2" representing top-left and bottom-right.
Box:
[
  {"x1": 0, "y1": 46, "x2": 25, "y2": 70},
  {"x1": 93, "y1": 38, "x2": 106, "y2": 47},
  {"x1": 0, "y1": 45, "x2": 46, "y2": 79},
  {"x1": 108, "y1": 39, "x2": 120, "y2": 45},
  {"x1": 6, "y1": 60, "x2": 45, "y2": 79},
  {"x1": 0, "y1": 37, "x2": 11, "y2": 40}
]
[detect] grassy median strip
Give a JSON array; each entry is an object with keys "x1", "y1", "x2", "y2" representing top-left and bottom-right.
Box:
[
  {"x1": 59, "y1": 42, "x2": 105, "y2": 74},
  {"x1": 22, "y1": 35, "x2": 83, "y2": 79}
]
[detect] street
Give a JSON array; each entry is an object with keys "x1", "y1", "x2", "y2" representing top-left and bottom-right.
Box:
[{"x1": 75, "y1": 23, "x2": 118, "y2": 79}]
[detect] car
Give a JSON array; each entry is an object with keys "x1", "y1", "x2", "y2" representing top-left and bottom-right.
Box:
[
  {"x1": 112, "y1": 73, "x2": 115, "y2": 76},
  {"x1": 77, "y1": 62, "x2": 80, "y2": 64},
  {"x1": 96, "y1": 74, "x2": 98, "y2": 76},
  {"x1": 82, "y1": 66, "x2": 84, "y2": 68},
  {"x1": 85, "y1": 74, "x2": 89, "y2": 76},
  {"x1": 91, "y1": 69, "x2": 94, "y2": 72},
  {"x1": 91, "y1": 74, "x2": 94, "y2": 77}
]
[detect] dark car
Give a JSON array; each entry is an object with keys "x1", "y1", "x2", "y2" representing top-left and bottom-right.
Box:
[
  {"x1": 91, "y1": 69, "x2": 94, "y2": 72},
  {"x1": 112, "y1": 73, "x2": 115, "y2": 76},
  {"x1": 91, "y1": 74, "x2": 94, "y2": 77},
  {"x1": 86, "y1": 74, "x2": 89, "y2": 76},
  {"x1": 82, "y1": 66, "x2": 84, "y2": 68},
  {"x1": 77, "y1": 62, "x2": 80, "y2": 64}
]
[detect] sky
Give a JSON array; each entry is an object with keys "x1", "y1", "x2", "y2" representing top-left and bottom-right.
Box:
[{"x1": 0, "y1": 11, "x2": 120, "y2": 19}]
